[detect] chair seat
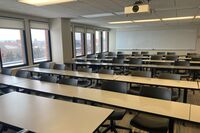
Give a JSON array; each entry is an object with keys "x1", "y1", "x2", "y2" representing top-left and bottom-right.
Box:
[
  {"x1": 108, "y1": 110, "x2": 126, "y2": 120},
  {"x1": 78, "y1": 80, "x2": 91, "y2": 87},
  {"x1": 130, "y1": 113, "x2": 169, "y2": 131}
]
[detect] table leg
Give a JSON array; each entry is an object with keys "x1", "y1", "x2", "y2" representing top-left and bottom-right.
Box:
[
  {"x1": 169, "y1": 119, "x2": 174, "y2": 133},
  {"x1": 183, "y1": 89, "x2": 188, "y2": 103}
]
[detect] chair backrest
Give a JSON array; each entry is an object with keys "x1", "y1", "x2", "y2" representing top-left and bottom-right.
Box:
[
  {"x1": 112, "y1": 58, "x2": 124, "y2": 64},
  {"x1": 157, "y1": 52, "x2": 165, "y2": 55},
  {"x1": 191, "y1": 57, "x2": 200, "y2": 61},
  {"x1": 174, "y1": 61, "x2": 190, "y2": 66},
  {"x1": 129, "y1": 58, "x2": 143, "y2": 64},
  {"x1": 98, "y1": 69, "x2": 114, "y2": 75},
  {"x1": 117, "y1": 51, "x2": 124, "y2": 55},
  {"x1": 131, "y1": 70, "x2": 152, "y2": 77},
  {"x1": 89, "y1": 60, "x2": 101, "y2": 63},
  {"x1": 39, "y1": 62, "x2": 51, "y2": 69},
  {"x1": 187, "y1": 53, "x2": 197, "y2": 56},
  {"x1": 1, "y1": 68, "x2": 12, "y2": 75},
  {"x1": 132, "y1": 52, "x2": 139, "y2": 56},
  {"x1": 40, "y1": 75, "x2": 57, "y2": 83},
  {"x1": 141, "y1": 51, "x2": 149, "y2": 55},
  {"x1": 140, "y1": 86, "x2": 172, "y2": 100},
  {"x1": 158, "y1": 73, "x2": 181, "y2": 80},
  {"x1": 108, "y1": 52, "x2": 116, "y2": 56},
  {"x1": 117, "y1": 54, "x2": 125, "y2": 59},
  {"x1": 87, "y1": 54, "x2": 96, "y2": 58},
  {"x1": 15, "y1": 70, "x2": 31, "y2": 78},
  {"x1": 101, "y1": 80, "x2": 128, "y2": 93},
  {"x1": 151, "y1": 55, "x2": 163, "y2": 60},
  {"x1": 97, "y1": 53, "x2": 105, "y2": 59},
  {"x1": 165, "y1": 55, "x2": 178, "y2": 61},
  {"x1": 53, "y1": 64, "x2": 66, "y2": 70},
  {"x1": 77, "y1": 67, "x2": 92, "y2": 73},
  {"x1": 59, "y1": 78, "x2": 78, "y2": 86},
  {"x1": 167, "y1": 52, "x2": 176, "y2": 55},
  {"x1": 154, "y1": 62, "x2": 172, "y2": 66}
]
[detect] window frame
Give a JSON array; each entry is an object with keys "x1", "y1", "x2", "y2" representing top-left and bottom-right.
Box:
[
  {"x1": 74, "y1": 31, "x2": 85, "y2": 57},
  {"x1": 86, "y1": 32, "x2": 94, "y2": 55},
  {"x1": 0, "y1": 28, "x2": 29, "y2": 68},
  {"x1": 30, "y1": 28, "x2": 52, "y2": 64},
  {"x1": 95, "y1": 30, "x2": 102, "y2": 54}
]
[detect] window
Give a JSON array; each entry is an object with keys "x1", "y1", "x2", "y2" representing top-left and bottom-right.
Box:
[
  {"x1": 86, "y1": 33, "x2": 94, "y2": 55},
  {"x1": 95, "y1": 31, "x2": 101, "y2": 53},
  {"x1": 30, "y1": 21, "x2": 51, "y2": 63},
  {"x1": 0, "y1": 28, "x2": 27, "y2": 67},
  {"x1": 102, "y1": 31, "x2": 108, "y2": 52},
  {"x1": 75, "y1": 32, "x2": 84, "y2": 56},
  {"x1": 31, "y1": 29, "x2": 51, "y2": 63}
]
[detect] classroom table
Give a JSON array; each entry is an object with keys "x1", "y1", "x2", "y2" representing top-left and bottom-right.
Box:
[
  {"x1": 190, "y1": 105, "x2": 200, "y2": 123},
  {"x1": 0, "y1": 92, "x2": 113, "y2": 133},
  {"x1": 115, "y1": 75, "x2": 199, "y2": 103}
]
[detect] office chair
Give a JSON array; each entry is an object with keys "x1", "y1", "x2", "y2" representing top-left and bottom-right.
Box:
[
  {"x1": 108, "y1": 52, "x2": 116, "y2": 56},
  {"x1": 97, "y1": 53, "x2": 105, "y2": 59},
  {"x1": 40, "y1": 75, "x2": 58, "y2": 83},
  {"x1": 0, "y1": 68, "x2": 12, "y2": 95},
  {"x1": 87, "y1": 54, "x2": 96, "y2": 58},
  {"x1": 158, "y1": 73, "x2": 181, "y2": 101},
  {"x1": 174, "y1": 61, "x2": 190, "y2": 80},
  {"x1": 59, "y1": 78, "x2": 78, "y2": 86},
  {"x1": 151, "y1": 55, "x2": 163, "y2": 60},
  {"x1": 101, "y1": 80, "x2": 132, "y2": 133},
  {"x1": 130, "y1": 86, "x2": 171, "y2": 133},
  {"x1": 77, "y1": 67, "x2": 93, "y2": 87},
  {"x1": 157, "y1": 52, "x2": 165, "y2": 55},
  {"x1": 112, "y1": 58, "x2": 124, "y2": 74},
  {"x1": 167, "y1": 52, "x2": 176, "y2": 55},
  {"x1": 165, "y1": 55, "x2": 178, "y2": 61},
  {"x1": 39, "y1": 62, "x2": 52, "y2": 69},
  {"x1": 53, "y1": 64, "x2": 66, "y2": 70},
  {"x1": 132, "y1": 52, "x2": 139, "y2": 56},
  {"x1": 15, "y1": 70, "x2": 31, "y2": 78},
  {"x1": 129, "y1": 70, "x2": 152, "y2": 95},
  {"x1": 141, "y1": 51, "x2": 149, "y2": 56}
]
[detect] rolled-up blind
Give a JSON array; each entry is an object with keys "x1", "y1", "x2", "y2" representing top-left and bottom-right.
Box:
[
  {"x1": 30, "y1": 21, "x2": 49, "y2": 30},
  {"x1": 0, "y1": 17, "x2": 24, "y2": 29}
]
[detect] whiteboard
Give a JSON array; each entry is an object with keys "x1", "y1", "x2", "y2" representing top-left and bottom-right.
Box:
[{"x1": 116, "y1": 28, "x2": 197, "y2": 50}]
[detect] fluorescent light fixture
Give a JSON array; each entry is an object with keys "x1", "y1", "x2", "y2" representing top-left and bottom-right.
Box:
[
  {"x1": 133, "y1": 19, "x2": 161, "y2": 23},
  {"x1": 195, "y1": 16, "x2": 200, "y2": 19},
  {"x1": 109, "y1": 21, "x2": 133, "y2": 24},
  {"x1": 162, "y1": 16, "x2": 194, "y2": 21},
  {"x1": 114, "y1": 12, "x2": 124, "y2": 15},
  {"x1": 18, "y1": 0, "x2": 77, "y2": 6},
  {"x1": 82, "y1": 13, "x2": 114, "y2": 18}
]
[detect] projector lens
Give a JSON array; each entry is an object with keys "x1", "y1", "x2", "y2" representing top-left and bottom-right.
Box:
[{"x1": 132, "y1": 5, "x2": 139, "y2": 12}]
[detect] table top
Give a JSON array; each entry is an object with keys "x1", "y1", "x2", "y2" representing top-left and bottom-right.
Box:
[
  {"x1": 23, "y1": 67, "x2": 118, "y2": 80},
  {"x1": 0, "y1": 75, "x2": 30, "y2": 85},
  {"x1": 0, "y1": 92, "x2": 112, "y2": 133},
  {"x1": 190, "y1": 105, "x2": 200, "y2": 123},
  {"x1": 12, "y1": 80, "x2": 190, "y2": 121},
  {"x1": 115, "y1": 75, "x2": 199, "y2": 90}
]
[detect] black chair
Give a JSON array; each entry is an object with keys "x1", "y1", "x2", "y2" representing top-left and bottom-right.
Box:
[
  {"x1": 117, "y1": 54, "x2": 126, "y2": 59},
  {"x1": 158, "y1": 73, "x2": 181, "y2": 101},
  {"x1": 151, "y1": 55, "x2": 163, "y2": 60},
  {"x1": 129, "y1": 58, "x2": 142, "y2": 64},
  {"x1": 167, "y1": 52, "x2": 176, "y2": 55},
  {"x1": 191, "y1": 57, "x2": 200, "y2": 61},
  {"x1": 40, "y1": 75, "x2": 58, "y2": 83},
  {"x1": 59, "y1": 78, "x2": 78, "y2": 86},
  {"x1": 39, "y1": 62, "x2": 51, "y2": 69},
  {"x1": 141, "y1": 51, "x2": 149, "y2": 56},
  {"x1": 157, "y1": 52, "x2": 165, "y2": 55},
  {"x1": 130, "y1": 86, "x2": 171, "y2": 133},
  {"x1": 112, "y1": 58, "x2": 124, "y2": 74},
  {"x1": 15, "y1": 70, "x2": 31, "y2": 78},
  {"x1": 77, "y1": 67, "x2": 93, "y2": 87},
  {"x1": 108, "y1": 52, "x2": 116, "y2": 56},
  {"x1": 97, "y1": 53, "x2": 105, "y2": 59},
  {"x1": 117, "y1": 51, "x2": 124, "y2": 55},
  {"x1": 0, "y1": 68, "x2": 12, "y2": 95},
  {"x1": 101, "y1": 80, "x2": 132, "y2": 133},
  {"x1": 129, "y1": 71, "x2": 152, "y2": 95},
  {"x1": 87, "y1": 54, "x2": 96, "y2": 58},
  {"x1": 132, "y1": 52, "x2": 139, "y2": 56},
  {"x1": 98, "y1": 69, "x2": 114, "y2": 75},
  {"x1": 53, "y1": 64, "x2": 66, "y2": 70},
  {"x1": 165, "y1": 55, "x2": 178, "y2": 61}
]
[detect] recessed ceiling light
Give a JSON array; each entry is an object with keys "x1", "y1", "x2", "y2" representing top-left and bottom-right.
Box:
[
  {"x1": 82, "y1": 13, "x2": 114, "y2": 18},
  {"x1": 18, "y1": 0, "x2": 77, "y2": 6},
  {"x1": 109, "y1": 21, "x2": 133, "y2": 24},
  {"x1": 133, "y1": 19, "x2": 161, "y2": 23},
  {"x1": 162, "y1": 16, "x2": 194, "y2": 21}
]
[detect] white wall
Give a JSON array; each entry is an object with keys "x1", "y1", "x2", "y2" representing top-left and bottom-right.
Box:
[{"x1": 110, "y1": 24, "x2": 200, "y2": 55}]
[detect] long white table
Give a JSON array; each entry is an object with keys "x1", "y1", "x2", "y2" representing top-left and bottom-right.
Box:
[{"x1": 0, "y1": 92, "x2": 113, "y2": 133}]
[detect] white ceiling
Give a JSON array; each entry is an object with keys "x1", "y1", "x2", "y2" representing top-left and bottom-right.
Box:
[{"x1": 0, "y1": 0, "x2": 200, "y2": 28}]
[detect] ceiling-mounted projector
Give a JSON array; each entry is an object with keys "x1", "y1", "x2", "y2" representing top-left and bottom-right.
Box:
[{"x1": 124, "y1": 0, "x2": 150, "y2": 14}]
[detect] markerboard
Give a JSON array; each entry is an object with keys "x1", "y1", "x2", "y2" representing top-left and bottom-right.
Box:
[{"x1": 116, "y1": 28, "x2": 197, "y2": 50}]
